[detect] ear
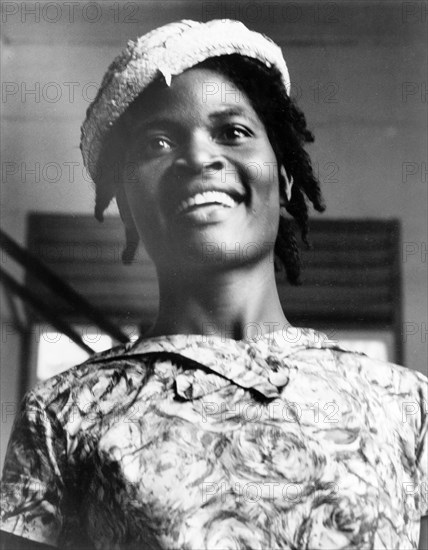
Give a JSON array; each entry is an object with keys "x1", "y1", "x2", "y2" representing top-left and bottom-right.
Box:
[
  {"x1": 116, "y1": 185, "x2": 140, "y2": 264},
  {"x1": 280, "y1": 165, "x2": 294, "y2": 202},
  {"x1": 278, "y1": 165, "x2": 290, "y2": 208}
]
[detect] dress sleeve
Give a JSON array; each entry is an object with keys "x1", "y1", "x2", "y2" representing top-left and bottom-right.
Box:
[
  {"x1": 414, "y1": 372, "x2": 428, "y2": 517},
  {"x1": 0, "y1": 390, "x2": 65, "y2": 547}
]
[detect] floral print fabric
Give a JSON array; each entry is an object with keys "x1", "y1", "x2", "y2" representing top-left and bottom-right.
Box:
[{"x1": 1, "y1": 328, "x2": 427, "y2": 549}]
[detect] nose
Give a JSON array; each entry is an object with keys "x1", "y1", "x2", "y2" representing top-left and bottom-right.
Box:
[{"x1": 173, "y1": 130, "x2": 225, "y2": 176}]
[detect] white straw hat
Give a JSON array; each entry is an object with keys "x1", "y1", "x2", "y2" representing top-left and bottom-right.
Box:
[{"x1": 80, "y1": 19, "x2": 290, "y2": 184}]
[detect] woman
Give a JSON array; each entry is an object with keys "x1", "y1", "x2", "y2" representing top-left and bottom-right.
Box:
[{"x1": 1, "y1": 19, "x2": 427, "y2": 550}]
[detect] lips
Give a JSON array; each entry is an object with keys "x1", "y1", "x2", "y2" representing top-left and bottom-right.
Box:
[{"x1": 175, "y1": 190, "x2": 244, "y2": 216}]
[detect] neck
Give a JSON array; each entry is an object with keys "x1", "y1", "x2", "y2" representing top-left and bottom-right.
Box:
[{"x1": 146, "y1": 259, "x2": 290, "y2": 341}]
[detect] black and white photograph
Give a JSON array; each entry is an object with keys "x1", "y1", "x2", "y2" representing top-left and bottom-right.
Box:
[{"x1": 1, "y1": 1, "x2": 427, "y2": 548}]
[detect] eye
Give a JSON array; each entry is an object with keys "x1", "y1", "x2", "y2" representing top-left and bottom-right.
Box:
[
  {"x1": 131, "y1": 134, "x2": 176, "y2": 160},
  {"x1": 146, "y1": 136, "x2": 174, "y2": 152},
  {"x1": 130, "y1": 131, "x2": 176, "y2": 159},
  {"x1": 216, "y1": 124, "x2": 253, "y2": 143}
]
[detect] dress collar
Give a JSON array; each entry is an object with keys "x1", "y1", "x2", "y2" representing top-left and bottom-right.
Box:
[{"x1": 109, "y1": 327, "x2": 334, "y2": 399}]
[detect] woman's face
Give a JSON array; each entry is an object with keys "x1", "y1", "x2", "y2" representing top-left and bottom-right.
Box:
[{"x1": 123, "y1": 66, "x2": 281, "y2": 271}]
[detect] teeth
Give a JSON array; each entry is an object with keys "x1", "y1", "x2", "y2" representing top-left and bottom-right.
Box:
[{"x1": 177, "y1": 191, "x2": 238, "y2": 214}]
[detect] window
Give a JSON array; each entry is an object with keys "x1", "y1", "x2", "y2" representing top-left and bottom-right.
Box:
[{"x1": 27, "y1": 324, "x2": 139, "y2": 388}]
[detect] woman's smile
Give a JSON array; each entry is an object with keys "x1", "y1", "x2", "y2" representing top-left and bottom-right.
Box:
[{"x1": 175, "y1": 190, "x2": 244, "y2": 223}]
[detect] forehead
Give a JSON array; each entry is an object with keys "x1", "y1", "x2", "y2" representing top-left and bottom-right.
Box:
[{"x1": 128, "y1": 67, "x2": 261, "y2": 125}]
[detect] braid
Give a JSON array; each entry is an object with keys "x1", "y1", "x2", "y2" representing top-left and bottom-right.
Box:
[
  {"x1": 94, "y1": 175, "x2": 115, "y2": 222},
  {"x1": 286, "y1": 186, "x2": 310, "y2": 246},
  {"x1": 275, "y1": 217, "x2": 302, "y2": 285},
  {"x1": 93, "y1": 107, "x2": 140, "y2": 250},
  {"x1": 93, "y1": 117, "x2": 124, "y2": 220},
  {"x1": 93, "y1": 55, "x2": 325, "y2": 283}
]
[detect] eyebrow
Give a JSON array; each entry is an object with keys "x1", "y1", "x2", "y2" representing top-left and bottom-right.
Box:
[
  {"x1": 208, "y1": 108, "x2": 259, "y2": 125},
  {"x1": 132, "y1": 118, "x2": 180, "y2": 133},
  {"x1": 133, "y1": 107, "x2": 260, "y2": 133}
]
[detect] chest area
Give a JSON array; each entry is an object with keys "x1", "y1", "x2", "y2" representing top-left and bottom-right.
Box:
[{"x1": 77, "y1": 378, "x2": 415, "y2": 549}]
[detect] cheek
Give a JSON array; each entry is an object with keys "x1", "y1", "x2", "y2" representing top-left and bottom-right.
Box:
[
  {"x1": 245, "y1": 143, "x2": 279, "y2": 193},
  {"x1": 123, "y1": 168, "x2": 163, "y2": 239},
  {"x1": 252, "y1": 166, "x2": 281, "y2": 207},
  {"x1": 123, "y1": 160, "x2": 159, "y2": 209}
]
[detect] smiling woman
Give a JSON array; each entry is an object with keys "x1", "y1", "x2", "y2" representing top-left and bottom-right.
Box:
[{"x1": 1, "y1": 18, "x2": 427, "y2": 550}]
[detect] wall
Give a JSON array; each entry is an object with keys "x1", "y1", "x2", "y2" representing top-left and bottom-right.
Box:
[{"x1": 1, "y1": 1, "x2": 427, "y2": 466}]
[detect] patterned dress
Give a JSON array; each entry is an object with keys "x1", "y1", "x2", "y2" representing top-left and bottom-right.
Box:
[{"x1": 1, "y1": 328, "x2": 427, "y2": 549}]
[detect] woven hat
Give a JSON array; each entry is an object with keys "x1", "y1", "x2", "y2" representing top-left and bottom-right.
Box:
[{"x1": 80, "y1": 19, "x2": 291, "y2": 184}]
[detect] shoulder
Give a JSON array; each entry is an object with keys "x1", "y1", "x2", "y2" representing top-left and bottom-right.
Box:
[
  {"x1": 281, "y1": 327, "x2": 427, "y2": 390},
  {"x1": 327, "y1": 343, "x2": 428, "y2": 394},
  {"x1": 286, "y1": 330, "x2": 427, "y2": 425},
  {"x1": 321, "y1": 343, "x2": 427, "y2": 436},
  {"x1": 320, "y1": 338, "x2": 428, "y2": 402},
  {"x1": 25, "y1": 342, "x2": 157, "y2": 424}
]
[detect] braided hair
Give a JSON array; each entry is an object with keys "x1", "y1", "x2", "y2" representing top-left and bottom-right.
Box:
[{"x1": 93, "y1": 54, "x2": 326, "y2": 284}]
